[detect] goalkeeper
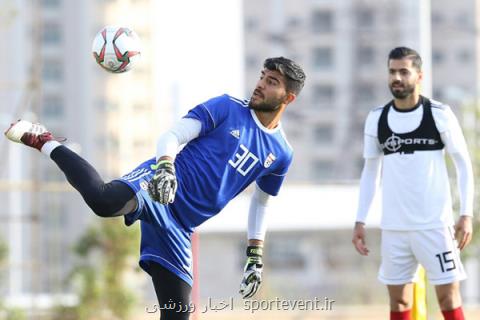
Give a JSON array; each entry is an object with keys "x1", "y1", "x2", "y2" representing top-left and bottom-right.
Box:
[{"x1": 4, "y1": 57, "x2": 306, "y2": 320}]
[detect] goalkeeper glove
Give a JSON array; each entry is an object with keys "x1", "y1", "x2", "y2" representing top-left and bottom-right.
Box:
[
  {"x1": 148, "y1": 159, "x2": 177, "y2": 204},
  {"x1": 239, "y1": 245, "x2": 263, "y2": 299}
]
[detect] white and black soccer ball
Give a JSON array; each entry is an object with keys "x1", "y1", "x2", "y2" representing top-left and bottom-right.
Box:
[{"x1": 92, "y1": 26, "x2": 141, "y2": 73}]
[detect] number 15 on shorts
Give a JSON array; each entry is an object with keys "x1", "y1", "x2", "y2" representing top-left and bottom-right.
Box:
[{"x1": 435, "y1": 251, "x2": 456, "y2": 273}]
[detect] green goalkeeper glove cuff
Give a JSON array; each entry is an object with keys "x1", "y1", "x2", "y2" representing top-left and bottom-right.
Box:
[{"x1": 239, "y1": 245, "x2": 263, "y2": 299}]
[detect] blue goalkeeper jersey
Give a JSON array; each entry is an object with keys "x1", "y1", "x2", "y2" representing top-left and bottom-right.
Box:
[
  {"x1": 169, "y1": 94, "x2": 293, "y2": 231},
  {"x1": 121, "y1": 94, "x2": 294, "y2": 228}
]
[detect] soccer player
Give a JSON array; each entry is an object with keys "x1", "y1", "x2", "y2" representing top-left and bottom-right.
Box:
[
  {"x1": 5, "y1": 57, "x2": 306, "y2": 320},
  {"x1": 352, "y1": 47, "x2": 474, "y2": 320}
]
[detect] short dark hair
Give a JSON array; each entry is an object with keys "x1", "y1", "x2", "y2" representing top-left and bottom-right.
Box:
[
  {"x1": 388, "y1": 47, "x2": 422, "y2": 71},
  {"x1": 264, "y1": 57, "x2": 306, "y2": 95}
]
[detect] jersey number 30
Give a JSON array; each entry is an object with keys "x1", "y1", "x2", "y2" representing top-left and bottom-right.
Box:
[{"x1": 229, "y1": 144, "x2": 259, "y2": 176}]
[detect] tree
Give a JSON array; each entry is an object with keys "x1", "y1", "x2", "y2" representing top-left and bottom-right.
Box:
[
  {"x1": 59, "y1": 218, "x2": 140, "y2": 320},
  {"x1": 0, "y1": 238, "x2": 27, "y2": 320}
]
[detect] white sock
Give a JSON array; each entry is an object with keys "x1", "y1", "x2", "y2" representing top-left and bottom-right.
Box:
[{"x1": 41, "y1": 140, "x2": 62, "y2": 157}]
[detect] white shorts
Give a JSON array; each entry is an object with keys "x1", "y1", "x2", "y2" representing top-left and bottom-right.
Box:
[{"x1": 378, "y1": 227, "x2": 467, "y2": 285}]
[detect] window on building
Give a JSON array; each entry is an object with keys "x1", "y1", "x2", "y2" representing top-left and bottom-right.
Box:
[
  {"x1": 284, "y1": 109, "x2": 303, "y2": 122},
  {"x1": 43, "y1": 96, "x2": 63, "y2": 118},
  {"x1": 433, "y1": 88, "x2": 444, "y2": 101},
  {"x1": 355, "y1": 83, "x2": 375, "y2": 102},
  {"x1": 356, "y1": 9, "x2": 374, "y2": 28},
  {"x1": 456, "y1": 12, "x2": 470, "y2": 28},
  {"x1": 287, "y1": 16, "x2": 301, "y2": 29},
  {"x1": 432, "y1": 50, "x2": 444, "y2": 64},
  {"x1": 286, "y1": 126, "x2": 302, "y2": 139},
  {"x1": 245, "y1": 17, "x2": 258, "y2": 32},
  {"x1": 431, "y1": 12, "x2": 443, "y2": 25},
  {"x1": 357, "y1": 46, "x2": 375, "y2": 65},
  {"x1": 311, "y1": 10, "x2": 333, "y2": 34},
  {"x1": 246, "y1": 55, "x2": 259, "y2": 69},
  {"x1": 42, "y1": 60, "x2": 63, "y2": 81},
  {"x1": 42, "y1": 23, "x2": 62, "y2": 44},
  {"x1": 314, "y1": 124, "x2": 334, "y2": 143},
  {"x1": 312, "y1": 47, "x2": 333, "y2": 70},
  {"x1": 42, "y1": 0, "x2": 61, "y2": 7},
  {"x1": 313, "y1": 84, "x2": 335, "y2": 106},
  {"x1": 457, "y1": 49, "x2": 472, "y2": 64},
  {"x1": 352, "y1": 119, "x2": 365, "y2": 136}
]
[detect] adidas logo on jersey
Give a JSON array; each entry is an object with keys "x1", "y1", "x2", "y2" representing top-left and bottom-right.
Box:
[{"x1": 230, "y1": 129, "x2": 240, "y2": 139}]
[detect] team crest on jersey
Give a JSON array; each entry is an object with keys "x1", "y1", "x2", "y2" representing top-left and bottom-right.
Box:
[
  {"x1": 264, "y1": 153, "x2": 276, "y2": 168},
  {"x1": 140, "y1": 180, "x2": 149, "y2": 191}
]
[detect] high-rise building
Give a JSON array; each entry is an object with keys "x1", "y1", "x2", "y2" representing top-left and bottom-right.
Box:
[
  {"x1": 1, "y1": 0, "x2": 243, "y2": 309},
  {"x1": 0, "y1": 0, "x2": 168, "y2": 307},
  {"x1": 243, "y1": 0, "x2": 480, "y2": 183},
  {"x1": 431, "y1": 0, "x2": 480, "y2": 132}
]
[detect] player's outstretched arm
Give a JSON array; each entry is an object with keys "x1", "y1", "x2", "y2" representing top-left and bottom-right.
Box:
[
  {"x1": 148, "y1": 118, "x2": 201, "y2": 203},
  {"x1": 239, "y1": 186, "x2": 270, "y2": 298},
  {"x1": 155, "y1": 118, "x2": 201, "y2": 161}
]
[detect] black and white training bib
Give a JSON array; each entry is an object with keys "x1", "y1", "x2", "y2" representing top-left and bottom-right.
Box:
[{"x1": 377, "y1": 96, "x2": 444, "y2": 155}]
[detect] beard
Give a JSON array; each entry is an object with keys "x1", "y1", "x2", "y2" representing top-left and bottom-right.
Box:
[
  {"x1": 248, "y1": 93, "x2": 285, "y2": 113},
  {"x1": 389, "y1": 81, "x2": 415, "y2": 99},
  {"x1": 248, "y1": 100, "x2": 282, "y2": 113}
]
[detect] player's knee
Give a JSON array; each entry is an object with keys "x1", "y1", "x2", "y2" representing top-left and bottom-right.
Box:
[
  {"x1": 436, "y1": 283, "x2": 462, "y2": 310},
  {"x1": 437, "y1": 294, "x2": 456, "y2": 310},
  {"x1": 86, "y1": 199, "x2": 115, "y2": 218},
  {"x1": 83, "y1": 192, "x2": 117, "y2": 218},
  {"x1": 390, "y1": 298, "x2": 412, "y2": 311},
  {"x1": 83, "y1": 182, "x2": 131, "y2": 218},
  {"x1": 437, "y1": 291, "x2": 461, "y2": 310}
]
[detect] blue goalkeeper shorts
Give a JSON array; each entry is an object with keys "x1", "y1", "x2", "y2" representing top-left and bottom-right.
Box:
[{"x1": 115, "y1": 157, "x2": 193, "y2": 286}]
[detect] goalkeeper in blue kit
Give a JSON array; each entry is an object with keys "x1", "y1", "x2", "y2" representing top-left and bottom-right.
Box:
[{"x1": 5, "y1": 57, "x2": 306, "y2": 320}]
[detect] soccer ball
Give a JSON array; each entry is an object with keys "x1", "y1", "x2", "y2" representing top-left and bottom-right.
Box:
[{"x1": 92, "y1": 26, "x2": 141, "y2": 73}]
